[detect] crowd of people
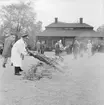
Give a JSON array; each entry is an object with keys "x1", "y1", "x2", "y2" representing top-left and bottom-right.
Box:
[
  {"x1": 54, "y1": 39, "x2": 99, "y2": 59},
  {"x1": 0, "y1": 33, "x2": 100, "y2": 76}
]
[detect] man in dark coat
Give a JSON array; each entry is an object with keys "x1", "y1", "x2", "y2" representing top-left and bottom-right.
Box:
[
  {"x1": 40, "y1": 41, "x2": 45, "y2": 54},
  {"x1": 55, "y1": 41, "x2": 60, "y2": 56},
  {"x1": 2, "y1": 33, "x2": 16, "y2": 68}
]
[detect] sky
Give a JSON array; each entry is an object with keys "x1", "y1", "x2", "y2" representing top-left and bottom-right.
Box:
[{"x1": 0, "y1": 0, "x2": 103, "y2": 30}]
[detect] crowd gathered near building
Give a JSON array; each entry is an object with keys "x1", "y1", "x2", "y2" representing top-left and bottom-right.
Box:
[
  {"x1": 0, "y1": 31, "x2": 98, "y2": 75},
  {"x1": 0, "y1": 17, "x2": 104, "y2": 76}
]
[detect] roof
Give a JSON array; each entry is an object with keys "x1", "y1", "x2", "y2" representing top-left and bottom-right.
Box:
[
  {"x1": 37, "y1": 30, "x2": 103, "y2": 37},
  {"x1": 78, "y1": 31, "x2": 103, "y2": 37},
  {"x1": 46, "y1": 21, "x2": 93, "y2": 28}
]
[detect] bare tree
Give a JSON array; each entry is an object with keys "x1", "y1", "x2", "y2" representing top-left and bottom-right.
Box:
[
  {"x1": 0, "y1": 1, "x2": 42, "y2": 48},
  {"x1": 97, "y1": 25, "x2": 104, "y2": 33}
]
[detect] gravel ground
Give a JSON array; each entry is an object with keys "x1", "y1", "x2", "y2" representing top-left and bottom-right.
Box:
[{"x1": 0, "y1": 52, "x2": 104, "y2": 105}]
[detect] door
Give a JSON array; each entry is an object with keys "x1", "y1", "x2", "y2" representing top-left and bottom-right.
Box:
[{"x1": 65, "y1": 38, "x2": 73, "y2": 46}]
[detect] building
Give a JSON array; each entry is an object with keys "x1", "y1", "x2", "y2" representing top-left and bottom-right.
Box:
[{"x1": 37, "y1": 17, "x2": 103, "y2": 50}]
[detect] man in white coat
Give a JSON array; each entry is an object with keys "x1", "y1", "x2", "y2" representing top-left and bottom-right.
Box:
[{"x1": 11, "y1": 33, "x2": 29, "y2": 75}]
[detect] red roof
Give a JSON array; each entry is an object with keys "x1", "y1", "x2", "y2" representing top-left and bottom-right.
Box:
[
  {"x1": 38, "y1": 30, "x2": 103, "y2": 37},
  {"x1": 46, "y1": 21, "x2": 93, "y2": 28}
]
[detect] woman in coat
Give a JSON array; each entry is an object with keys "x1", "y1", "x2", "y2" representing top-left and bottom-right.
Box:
[
  {"x1": 11, "y1": 34, "x2": 29, "y2": 75},
  {"x1": 2, "y1": 34, "x2": 16, "y2": 68}
]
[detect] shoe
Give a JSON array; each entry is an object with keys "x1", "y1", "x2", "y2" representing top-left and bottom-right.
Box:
[
  {"x1": 15, "y1": 73, "x2": 21, "y2": 76},
  {"x1": 2, "y1": 63, "x2": 6, "y2": 68},
  {"x1": 19, "y1": 69, "x2": 23, "y2": 72}
]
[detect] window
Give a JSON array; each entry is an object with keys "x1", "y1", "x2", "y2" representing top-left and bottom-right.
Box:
[
  {"x1": 41, "y1": 40, "x2": 46, "y2": 44},
  {"x1": 63, "y1": 28, "x2": 74, "y2": 30}
]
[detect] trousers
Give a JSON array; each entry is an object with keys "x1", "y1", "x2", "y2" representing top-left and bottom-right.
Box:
[
  {"x1": 3, "y1": 57, "x2": 8, "y2": 64},
  {"x1": 14, "y1": 67, "x2": 22, "y2": 74}
]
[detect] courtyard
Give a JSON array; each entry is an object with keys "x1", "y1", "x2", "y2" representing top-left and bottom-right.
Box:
[{"x1": 0, "y1": 52, "x2": 104, "y2": 105}]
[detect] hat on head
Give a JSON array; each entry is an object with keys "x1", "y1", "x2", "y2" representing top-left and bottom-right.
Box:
[{"x1": 21, "y1": 33, "x2": 28, "y2": 38}]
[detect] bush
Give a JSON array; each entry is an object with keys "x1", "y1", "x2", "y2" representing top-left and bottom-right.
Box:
[{"x1": 23, "y1": 62, "x2": 52, "y2": 81}]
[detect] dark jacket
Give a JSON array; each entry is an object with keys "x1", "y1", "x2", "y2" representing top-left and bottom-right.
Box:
[
  {"x1": 55, "y1": 43, "x2": 60, "y2": 55},
  {"x1": 40, "y1": 43, "x2": 45, "y2": 54},
  {"x1": 2, "y1": 36, "x2": 15, "y2": 57},
  {"x1": 73, "y1": 41, "x2": 80, "y2": 54}
]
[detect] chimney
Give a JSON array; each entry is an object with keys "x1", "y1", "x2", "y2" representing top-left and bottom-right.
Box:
[
  {"x1": 55, "y1": 17, "x2": 58, "y2": 23},
  {"x1": 79, "y1": 17, "x2": 83, "y2": 24}
]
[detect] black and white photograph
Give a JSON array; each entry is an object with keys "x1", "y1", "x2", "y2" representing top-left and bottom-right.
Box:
[{"x1": 0, "y1": 0, "x2": 104, "y2": 105}]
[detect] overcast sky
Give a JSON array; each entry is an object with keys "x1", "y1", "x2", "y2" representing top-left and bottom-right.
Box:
[{"x1": 0, "y1": 0, "x2": 103, "y2": 30}]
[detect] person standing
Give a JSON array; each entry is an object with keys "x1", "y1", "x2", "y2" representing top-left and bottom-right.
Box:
[
  {"x1": 36, "y1": 40, "x2": 41, "y2": 53},
  {"x1": 87, "y1": 40, "x2": 92, "y2": 57},
  {"x1": 79, "y1": 41, "x2": 85, "y2": 57},
  {"x1": 58, "y1": 40, "x2": 64, "y2": 51},
  {"x1": 2, "y1": 33, "x2": 16, "y2": 68},
  {"x1": 40, "y1": 41, "x2": 45, "y2": 54},
  {"x1": 55, "y1": 41, "x2": 60, "y2": 56},
  {"x1": 58, "y1": 39, "x2": 64, "y2": 54},
  {"x1": 72, "y1": 39, "x2": 80, "y2": 59},
  {"x1": 11, "y1": 33, "x2": 29, "y2": 75}
]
